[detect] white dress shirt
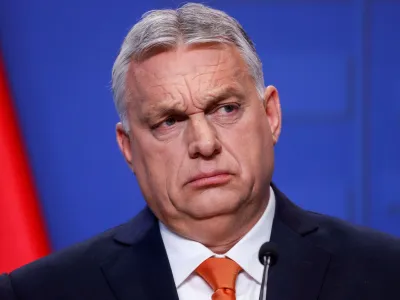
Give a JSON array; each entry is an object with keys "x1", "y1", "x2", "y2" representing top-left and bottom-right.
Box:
[{"x1": 159, "y1": 186, "x2": 276, "y2": 300}]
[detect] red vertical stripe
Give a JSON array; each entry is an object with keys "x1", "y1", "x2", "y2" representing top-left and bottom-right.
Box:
[{"x1": 0, "y1": 53, "x2": 50, "y2": 273}]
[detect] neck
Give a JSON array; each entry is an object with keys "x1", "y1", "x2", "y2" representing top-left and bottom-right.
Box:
[
  {"x1": 202, "y1": 198, "x2": 268, "y2": 254},
  {"x1": 161, "y1": 189, "x2": 271, "y2": 255},
  {"x1": 206, "y1": 236, "x2": 243, "y2": 254}
]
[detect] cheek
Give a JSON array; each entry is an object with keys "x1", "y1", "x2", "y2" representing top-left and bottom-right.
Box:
[
  {"x1": 231, "y1": 113, "x2": 273, "y2": 171},
  {"x1": 131, "y1": 139, "x2": 167, "y2": 189},
  {"x1": 134, "y1": 139, "x2": 184, "y2": 189}
]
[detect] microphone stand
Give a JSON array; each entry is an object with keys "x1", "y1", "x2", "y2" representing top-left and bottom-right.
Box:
[{"x1": 258, "y1": 242, "x2": 279, "y2": 300}]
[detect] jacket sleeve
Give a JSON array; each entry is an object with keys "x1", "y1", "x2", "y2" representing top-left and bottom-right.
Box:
[{"x1": 0, "y1": 274, "x2": 17, "y2": 300}]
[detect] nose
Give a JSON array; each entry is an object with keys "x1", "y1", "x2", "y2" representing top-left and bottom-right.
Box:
[{"x1": 187, "y1": 115, "x2": 221, "y2": 159}]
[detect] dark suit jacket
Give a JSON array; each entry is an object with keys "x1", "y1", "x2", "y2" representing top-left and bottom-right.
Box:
[{"x1": 1, "y1": 185, "x2": 399, "y2": 300}]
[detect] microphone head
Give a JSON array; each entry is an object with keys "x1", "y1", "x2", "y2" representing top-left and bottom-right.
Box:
[{"x1": 258, "y1": 241, "x2": 279, "y2": 266}]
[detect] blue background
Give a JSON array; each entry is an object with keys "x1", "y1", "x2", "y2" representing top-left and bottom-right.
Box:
[{"x1": 0, "y1": 0, "x2": 399, "y2": 251}]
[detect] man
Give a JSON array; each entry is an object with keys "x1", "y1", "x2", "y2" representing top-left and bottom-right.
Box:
[{"x1": 0, "y1": 3, "x2": 399, "y2": 300}]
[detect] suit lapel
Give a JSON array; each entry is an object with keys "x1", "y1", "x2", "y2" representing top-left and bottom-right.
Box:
[
  {"x1": 267, "y1": 185, "x2": 331, "y2": 300},
  {"x1": 100, "y1": 208, "x2": 179, "y2": 300}
]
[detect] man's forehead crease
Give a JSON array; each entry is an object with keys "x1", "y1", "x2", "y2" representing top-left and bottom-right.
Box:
[
  {"x1": 191, "y1": 60, "x2": 225, "y2": 76},
  {"x1": 192, "y1": 61, "x2": 244, "y2": 77},
  {"x1": 142, "y1": 98, "x2": 187, "y2": 119},
  {"x1": 131, "y1": 79, "x2": 244, "y2": 117},
  {"x1": 203, "y1": 76, "x2": 246, "y2": 94},
  {"x1": 193, "y1": 66, "x2": 247, "y2": 88}
]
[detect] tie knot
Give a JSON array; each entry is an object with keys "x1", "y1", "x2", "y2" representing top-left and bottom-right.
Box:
[{"x1": 195, "y1": 257, "x2": 242, "y2": 292}]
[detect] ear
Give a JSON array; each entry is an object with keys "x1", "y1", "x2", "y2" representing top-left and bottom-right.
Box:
[
  {"x1": 263, "y1": 85, "x2": 282, "y2": 145},
  {"x1": 116, "y1": 122, "x2": 135, "y2": 172}
]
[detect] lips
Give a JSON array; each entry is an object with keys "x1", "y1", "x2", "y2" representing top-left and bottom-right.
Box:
[{"x1": 186, "y1": 171, "x2": 232, "y2": 188}]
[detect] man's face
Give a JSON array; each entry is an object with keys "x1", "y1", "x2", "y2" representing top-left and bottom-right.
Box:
[{"x1": 117, "y1": 44, "x2": 281, "y2": 243}]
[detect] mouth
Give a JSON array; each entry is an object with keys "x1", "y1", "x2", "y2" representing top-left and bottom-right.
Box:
[{"x1": 186, "y1": 171, "x2": 232, "y2": 188}]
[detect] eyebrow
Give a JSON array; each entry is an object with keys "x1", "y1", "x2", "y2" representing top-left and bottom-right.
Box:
[
  {"x1": 142, "y1": 101, "x2": 184, "y2": 125},
  {"x1": 203, "y1": 84, "x2": 244, "y2": 103},
  {"x1": 142, "y1": 84, "x2": 244, "y2": 123}
]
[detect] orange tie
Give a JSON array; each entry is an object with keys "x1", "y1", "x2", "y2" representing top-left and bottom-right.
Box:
[{"x1": 196, "y1": 257, "x2": 242, "y2": 300}]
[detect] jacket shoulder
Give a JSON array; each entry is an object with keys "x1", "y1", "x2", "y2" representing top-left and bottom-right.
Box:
[
  {"x1": 11, "y1": 221, "x2": 122, "y2": 275},
  {"x1": 307, "y1": 210, "x2": 400, "y2": 263},
  {"x1": 0, "y1": 227, "x2": 115, "y2": 300},
  {"x1": 2, "y1": 208, "x2": 155, "y2": 300},
  {"x1": 0, "y1": 274, "x2": 16, "y2": 300}
]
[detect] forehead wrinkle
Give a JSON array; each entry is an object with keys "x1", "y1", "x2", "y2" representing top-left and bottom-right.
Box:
[
  {"x1": 137, "y1": 72, "x2": 185, "y2": 107},
  {"x1": 209, "y1": 47, "x2": 225, "y2": 86},
  {"x1": 189, "y1": 47, "x2": 231, "y2": 81},
  {"x1": 143, "y1": 99, "x2": 186, "y2": 122},
  {"x1": 190, "y1": 63, "x2": 249, "y2": 90},
  {"x1": 126, "y1": 45, "x2": 252, "y2": 123},
  {"x1": 203, "y1": 82, "x2": 245, "y2": 102},
  {"x1": 189, "y1": 63, "x2": 248, "y2": 108},
  {"x1": 125, "y1": 63, "x2": 156, "y2": 108},
  {"x1": 195, "y1": 67, "x2": 248, "y2": 104}
]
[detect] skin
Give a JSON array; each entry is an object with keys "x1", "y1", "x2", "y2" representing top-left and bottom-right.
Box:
[{"x1": 116, "y1": 43, "x2": 282, "y2": 253}]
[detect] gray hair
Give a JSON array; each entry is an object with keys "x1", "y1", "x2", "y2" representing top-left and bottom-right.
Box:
[{"x1": 111, "y1": 2, "x2": 265, "y2": 130}]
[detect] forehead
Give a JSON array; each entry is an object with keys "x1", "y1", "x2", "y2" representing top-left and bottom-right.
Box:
[
  {"x1": 131, "y1": 44, "x2": 249, "y2": 89},
  {"x1": 125, "y1": 44, "x2": 252, "y2": 115}
]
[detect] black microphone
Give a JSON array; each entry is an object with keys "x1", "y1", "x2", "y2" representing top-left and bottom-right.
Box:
[{"x1": 258, "y1": 242, "x2": 279, "y2": 300}]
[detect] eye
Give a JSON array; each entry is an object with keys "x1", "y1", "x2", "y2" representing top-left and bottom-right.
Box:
[
  {"x1": 151, "y1": 115, "x2": 181, "y2": 131},
  {"x1": 215, "y1": 103, "x2": 240, "y2": 114},
  {"x1": 220, "y1": 104, "x2": 237, "y2": 113},
  {"x1": 163, "y1": 117, "x2": 176, "y2": 127}
]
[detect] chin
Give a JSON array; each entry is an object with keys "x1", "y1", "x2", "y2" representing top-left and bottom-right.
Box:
[{"x1": 183, "y1": 191, "x2": 244, "y2": 220}]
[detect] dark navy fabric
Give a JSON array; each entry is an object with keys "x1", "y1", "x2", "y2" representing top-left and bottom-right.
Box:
[{"x1": 1, "y1": 185, "x2": 399, "y2": 300}]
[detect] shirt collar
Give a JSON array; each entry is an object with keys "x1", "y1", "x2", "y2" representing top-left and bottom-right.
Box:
[
  {"x1": 225, "y1": 186, "x2": 276, "y2": 283},
  {"x1": 159, "y1": 186, "x2": 276, "y2": 287}
]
